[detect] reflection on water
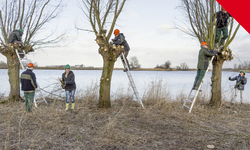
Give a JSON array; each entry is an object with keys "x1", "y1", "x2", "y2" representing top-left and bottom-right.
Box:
[{"x1": 0, "y1": 69, "x2": 249, "y2": 103}]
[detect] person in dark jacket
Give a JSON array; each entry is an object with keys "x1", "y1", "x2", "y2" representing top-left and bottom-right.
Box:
[
  {"x1": 215, "y1": 7, "x2": 232, "y2": 47},
  {"x1": 20, "y1": 63, "x2": 37, "y2": 112},
  {"x1": 112, "y1": 29, "x2": 131, "y2": 72},
  {"x1": 229, "y1": 71, "x2": 247, "y2": 104},
  {"x1": 8, "y1": 29, "x2": 23, "y2": 44},
  {"x1": 62, "y1": 64, "x2": 76, "y2": 111},
  {"x1": 192, "y1": 42, "x2": 218, "y2": 90}
]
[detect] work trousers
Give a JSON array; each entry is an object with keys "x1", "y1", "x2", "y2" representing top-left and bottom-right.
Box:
[
  {"x1": 215, "y1": 26, "x2": 228, "y2": 46},
  {"x1": 24, "y1": 91, "x2": 35, "y2": 112},
  {"x1": 232, "y1": 88, "x2": 244, "y2": 104},
  {"x1": 194, "y1": 69, "x2": 206, "y2": 89}
]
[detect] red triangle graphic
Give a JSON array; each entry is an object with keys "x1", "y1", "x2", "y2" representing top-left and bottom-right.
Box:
[{"x1": 217, "y1": 0, "x2": 250, "y2": 34}]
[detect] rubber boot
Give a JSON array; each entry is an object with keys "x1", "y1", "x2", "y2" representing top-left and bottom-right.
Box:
[
  {"x1": 194, "y1": 81, "x2": 201, "y2": 90},
  {"x1": 192, "y1": 80, "x2": 198, "y2": 90},
  {"x1": 123, "y1": 68, "x2": 128, "y2": 72},
  {"x1": 71, "y1": 103, "x2": 75, "y2": 110},
  {"x1": 65, "y1": 103, "x2": 69, "y2": 111},
  {"x1": 219, "y1": 39, "x2": 225, "y2": 47}
]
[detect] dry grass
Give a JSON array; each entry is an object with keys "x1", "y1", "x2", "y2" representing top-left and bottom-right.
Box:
[{"x1": 0, "y1": 82, "x2": 250, "y2": 150}]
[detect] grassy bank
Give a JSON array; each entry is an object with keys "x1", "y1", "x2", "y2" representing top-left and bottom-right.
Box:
[{"x1": 0, "y1": 83, "x2": 250, "y2": 149}]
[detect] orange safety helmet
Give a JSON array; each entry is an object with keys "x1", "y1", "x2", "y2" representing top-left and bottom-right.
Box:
[
  {"x1": 28, "y1": 63, "x2": 34, "y2": 68},
  {"x1": 200, "y1": 42, "x2": 208, "y2": 46},
  {"x1": 114, "y1": 29, "x2": 120, "y2": 35},
  {"x1": 221, "y1": 7, "x2": 226, "y2": 11}
]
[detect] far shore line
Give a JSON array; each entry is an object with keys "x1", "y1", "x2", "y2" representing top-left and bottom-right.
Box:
[{"x1": 0, "y1": 67, "x2": 249, "y2": 72}]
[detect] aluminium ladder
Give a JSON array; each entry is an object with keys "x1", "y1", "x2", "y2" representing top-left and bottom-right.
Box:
[
  {"x1": 182, "y1": 55, "x2": 215, "y2": 113},
  {"x1": 120, "y1": 53, "x2": 144, "y2": 108},
  {"x1": 15, "y1": 49, "x2": 47, "y2": 107}
]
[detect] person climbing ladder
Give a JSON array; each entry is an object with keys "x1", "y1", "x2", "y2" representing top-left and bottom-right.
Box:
[
  {"x1": 112, "y1": 29, "x2": 131, "y2": 72},
  {"x1": 192, "y1": 42, "x2": 218, "y2": 90}
]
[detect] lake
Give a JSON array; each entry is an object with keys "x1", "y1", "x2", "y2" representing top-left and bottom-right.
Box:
[{"x1": 0, "y1": 69, "x2": 249, "y2": 103}]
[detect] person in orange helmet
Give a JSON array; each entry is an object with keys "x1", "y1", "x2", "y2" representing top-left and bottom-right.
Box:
[
  {"x1": 192, "y1": 42, "x2": 218, "y2": 90},
  {"x1": 214, "y1": 7, "x2": 232, "y2": 47},
  {"x1": 112, "y1": 29, "x2": 131, "y2": 72},
  {"x1": 20, "y1": 63, "x2": 37, "y2": 112}
]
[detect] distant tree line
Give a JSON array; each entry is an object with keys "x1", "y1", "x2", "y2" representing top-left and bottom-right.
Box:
[
  {"x1": 155, "y1": 60, "x2": 189, "y2": 70},
  {"x1": 233, "y1": 61, "x2": 250, "y2": 70},
  {"x1": 0, "y1": 61, "x2": 7, "y2": 68}
]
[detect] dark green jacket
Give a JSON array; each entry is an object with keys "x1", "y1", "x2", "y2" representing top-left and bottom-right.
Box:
[
  {"x1": 197, "y1": 47, "x2": 218, "y2": 70},
  {"x1": 8, "y1": 30, "x2": 23, "y2": 43}
]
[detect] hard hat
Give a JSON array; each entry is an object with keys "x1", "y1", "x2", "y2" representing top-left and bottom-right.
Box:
[
  {"x1": 221, "y1": 7, "x2": 226, "y2": 11},
  {"x1": 65, "y1": 64, "x2": 70, "y2": 69},
  {"x1": 27, "y1": 63, "x2": 34, "y2": 68},
  {"x1": 19, "y1": 29, "x2": 23, "y2": 33},
  {"x1": 240, "y1": 70, "x2": 245, "y2": 75},
  {"x1": 201, "y1": 42, "x2": 208, "y2": 46},
  {"x1": 114, "y1": 29, "x2": 120, "y2": 35}
]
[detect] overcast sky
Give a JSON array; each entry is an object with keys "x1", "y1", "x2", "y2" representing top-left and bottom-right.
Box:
[{"x1": 0, "y1": 0, "x2": 249, "y2": 68}]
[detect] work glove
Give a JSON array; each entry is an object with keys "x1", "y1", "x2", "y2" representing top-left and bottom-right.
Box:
[
  {"x1": 229, "y1": 77, "x2": 231, "y2": 80},
  {"x1": 241, "y1": 80, "x2": 245, "y2": 84}
]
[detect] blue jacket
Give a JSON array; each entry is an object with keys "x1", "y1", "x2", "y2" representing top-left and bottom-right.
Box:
[
  {"x1": 230, "y1": 75, "x2": 247, "y2": 90},
  {"x1": 113, "y1": 33, "x2": 130, "y2": 51},
  {"x1": 20, "y1": 69, "x2": 37, "y2": 91}
]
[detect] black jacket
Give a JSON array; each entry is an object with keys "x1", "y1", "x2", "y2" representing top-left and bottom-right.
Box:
[
  {"x1": 113, "y1": 33, "x2": 130, "y2": 51},
  {"x1": 62, "y1": 71, "x2": 76, "y2": 91},
  {"x1": 216, "y1": 11, "x2": 232, "y2": 28},
  {"x1": 20, "y1": 69, "x2": 37, "y2": 91}
]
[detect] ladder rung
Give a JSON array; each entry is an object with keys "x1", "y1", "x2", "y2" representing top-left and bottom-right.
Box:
[
  {"x1": 185, "y1": 99, "x2": 193, "y2": 103},
  {"x1": 36, "y1": 100, "x2": 45, "y2": 103},
  {"x1": 183, "y1": 105, "x2": 190, "y2": 109}
]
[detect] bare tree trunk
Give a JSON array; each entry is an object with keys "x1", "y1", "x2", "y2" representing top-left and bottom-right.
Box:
[
  {"x1": 98, "y1": 56, "x2": 115, "y2": 108},
  {"x1": 6, "y1": 53, "x2": 21, "y2": 101},
  {"x1": 210, "y1": 57, "x2": 225, "y2": 107}
]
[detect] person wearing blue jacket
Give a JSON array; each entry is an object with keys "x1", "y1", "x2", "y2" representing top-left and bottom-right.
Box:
[
  {"x1": 229, "y1": 71, "x2": 247, "y2": 104},
  {"x1": 112, "y1": 29, "x2": 131, "y2": 72},
  {"x1": 20, "y1": 63, "x2": 37, "y2": 112}
]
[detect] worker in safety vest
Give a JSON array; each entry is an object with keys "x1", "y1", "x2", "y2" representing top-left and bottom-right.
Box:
[
  {"x1": 192, "y1": 42, "x2": 218, "y2": 90},
  {"x1": 229, "y1": 71, "x2": 247, "y2": 104},
  {"x1": 20, "y1": 63, "x2": 37, "y2": 112},
  {"x1": 8, "y1": 29, "x2": 24, "y2": 45},
  {"x1": 112, "y1": 29, "x2": 131, "y2": 72},
  {"x1": 214, "y1": 7, "x2": 232, "y2": 48}
]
